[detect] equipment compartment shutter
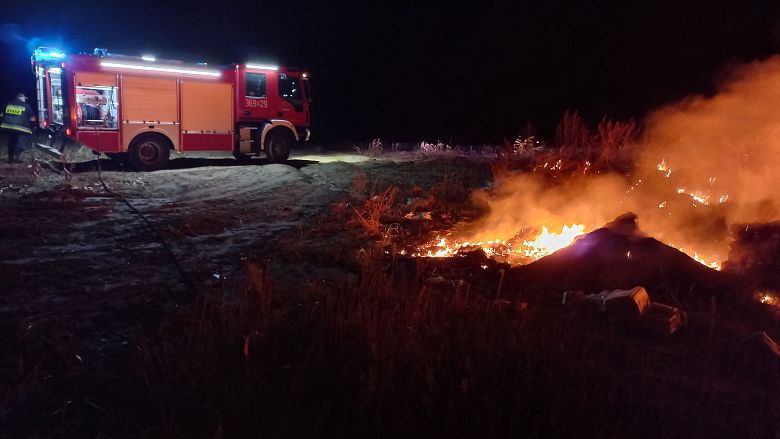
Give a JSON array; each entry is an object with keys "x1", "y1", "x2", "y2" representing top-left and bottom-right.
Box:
[
  {"x1": 122, "y1": 76, "x2": 177, "y2": 123},
  {"x1": 181, "y1": 81, "x2": 233, "y2": 133}
]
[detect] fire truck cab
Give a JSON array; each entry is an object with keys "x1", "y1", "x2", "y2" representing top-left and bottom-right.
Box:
[{"x1": 32, "y1": 47, "x2": 311, "y2": 171}]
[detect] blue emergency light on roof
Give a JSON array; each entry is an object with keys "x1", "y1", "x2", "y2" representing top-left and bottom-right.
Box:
[{"x1": 33, "y1": 47, "x2": 66, "y2": 60}]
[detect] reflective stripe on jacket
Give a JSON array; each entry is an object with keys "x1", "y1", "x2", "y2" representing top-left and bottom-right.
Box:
[{"x1": 0, "y1": 123, "x2": 32, "y2": 134}]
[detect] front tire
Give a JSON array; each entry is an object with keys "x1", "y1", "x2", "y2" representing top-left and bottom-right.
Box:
[
  {"x1": 265, "y1": 130, "x2": 292, "y2": 163},
  {"x1": 128, "y1": 134, "x2": 170, "y2": 171}
]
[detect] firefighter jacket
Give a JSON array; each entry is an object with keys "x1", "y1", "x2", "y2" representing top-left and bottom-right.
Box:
[{"x1": 1, "y1": 99, "x2": 35, "y2": 134}]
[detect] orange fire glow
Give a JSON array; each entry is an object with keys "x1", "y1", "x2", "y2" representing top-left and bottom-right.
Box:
[
  {"x1": 414, "y1": 222, "x2": 722, "y2": 270},
  {"x1": 414, "y1": 224, "x2": 586, "y2": 265},
  {"x1": 758, "y1": 292, "x2": 778, "y2": 307}
]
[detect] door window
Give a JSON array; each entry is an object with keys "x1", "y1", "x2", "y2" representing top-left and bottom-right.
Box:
[
  {"x1": 278, "y1": 74, "x2": 302, "y2": 112},
  {"x1": 245, "y1": 72, "x2": 267, "y2": 98},
  {"x1": 49, "y1": 68, "x2": 64, "y2": 125}
]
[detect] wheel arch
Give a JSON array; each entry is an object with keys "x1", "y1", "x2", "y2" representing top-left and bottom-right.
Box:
[
  {"x1": 259, "y1": 120, "x2": 298, "y2": 151},
  {"x1": 129, "y1": 130, "x2": 175, "y2": 151}
]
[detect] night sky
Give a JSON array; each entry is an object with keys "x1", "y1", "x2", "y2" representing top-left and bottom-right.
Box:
[{"x1": 1, "y1": 0, "x2": 778, "y2": 143}]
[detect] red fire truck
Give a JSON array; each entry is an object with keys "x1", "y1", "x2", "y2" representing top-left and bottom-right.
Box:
[{"x1": 31, "y1": 47, "x2": 311, "y2": 170}]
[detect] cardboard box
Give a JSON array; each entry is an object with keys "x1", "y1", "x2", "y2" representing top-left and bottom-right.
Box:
[
  {"x1": 640, "y1": 302, "x2": 684, "y2": 335},
  {"x1": 603, "y1": 286, "x2": 650, "y2": 322}
]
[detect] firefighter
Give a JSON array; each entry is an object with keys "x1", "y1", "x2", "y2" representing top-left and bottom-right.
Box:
[{"x1": 0, "y1": 92, "x2": 36, "y2": 163}]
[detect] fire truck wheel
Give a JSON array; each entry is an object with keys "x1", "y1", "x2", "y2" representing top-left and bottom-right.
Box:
[
  {"x1": 266, "y1": 130, "x2": 292, "y2": 163},
  {"x1": 128, "y1": 134, "x2": 171, "y2": 171}
]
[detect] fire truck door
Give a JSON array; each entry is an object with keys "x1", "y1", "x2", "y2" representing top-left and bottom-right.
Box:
[
  {"x1": 277, "y1": 73, "x2": 306, "y2": 126},
  {"x1": 239, "y1": 71, "x2": 274, "y2": 120}
]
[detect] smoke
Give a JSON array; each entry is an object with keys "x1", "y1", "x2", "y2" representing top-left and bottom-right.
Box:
[
  {"x1": 0, "y1": 23, "x2": 25, "y2": 46},
  {"x1": 640, "y1": 56, "x2": 780, "y2": 224},
  {"x1": 1, "y1": 22, "x2": 66, "y2": 53},
  {"x1": 634, "y1": 55, "x2": 780, "y2": 260},
  {"x1": 466, "y1": 173, "x2": 634, "y2": 242},
  {"x1": 463, "y1": 55, "x2": 780, "y2": 264}
]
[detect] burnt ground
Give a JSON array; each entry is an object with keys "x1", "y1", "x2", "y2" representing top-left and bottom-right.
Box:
[{"x1": 0, "y1": 145, "x2": 778, "y2": 438}]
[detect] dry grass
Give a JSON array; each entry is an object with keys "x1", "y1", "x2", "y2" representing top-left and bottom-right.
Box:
[
  {"x1": 419, "y1": 141, "x2": 453, "y2": 154},
  {"x1": 550, "y1": 111, "x2": 639, "y2": 174},
  {"x1": 350, "y1": 185, "x2": 398, "y2": 235},
  {"x1": 125, "y1": 243, "x2": 779, "y2": 439}
]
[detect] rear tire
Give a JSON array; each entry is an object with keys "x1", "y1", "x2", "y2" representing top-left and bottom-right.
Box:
[
  {"x1": 128, "y1": 134, "x2": 170, "y2": 171},
  {"x1": 265, "y1": 130, "x2": 292, "y2": 163}
]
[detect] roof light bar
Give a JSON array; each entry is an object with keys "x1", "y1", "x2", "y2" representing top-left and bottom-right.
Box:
[
  {"x1": 100, "y1": 61, "x2": 221, "y2": 77},
  {"x1": 245, "y1": 64, "x2": 279, "y2": 71},
  {"x1": 33, "y1": 48, "x2": 66, "y2": 60},
  {"x1": 141, "y1": 55, "x2": 156, "y2": 62}
]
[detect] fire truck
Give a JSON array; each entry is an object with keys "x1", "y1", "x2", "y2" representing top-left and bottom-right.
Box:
[{"x1": 31, "y1": 47, "x2": 311, "y2": 170}]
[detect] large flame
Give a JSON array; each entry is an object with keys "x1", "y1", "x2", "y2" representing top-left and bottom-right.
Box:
[
  {"x1": 415, "y1": 224, "x2": 586, "y2": 265},
  {"x1": 412, "y1": 57, "x2": 780, "y2": 275}
]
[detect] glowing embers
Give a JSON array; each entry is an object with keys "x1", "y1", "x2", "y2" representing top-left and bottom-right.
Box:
[
  {"x1": 667, "y1": 243, "x2": 722, "y2": 270},
  {"x1": 100, "y1": 61, "x2": 221, "y2": 77},
  {"x1": 414, "y1": 223, "x2": 587, "y2": 265},
  {"x1": 674, "y1": 187, "x2": 729, "y2": 207},
  {"x1": 756, "y1": 291, "x2": 779, "y2": 308},
  {"x1": 656, "y1": 159, "x2": 672, "y2": 178}
]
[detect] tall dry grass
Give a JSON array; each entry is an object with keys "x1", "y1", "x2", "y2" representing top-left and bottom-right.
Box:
[
  {"x1": 549, "y1": 110, "x2": 638, "y2": 173},
  {"x1": 128, "y1": 242, "x2": 778, "y2": 439}
]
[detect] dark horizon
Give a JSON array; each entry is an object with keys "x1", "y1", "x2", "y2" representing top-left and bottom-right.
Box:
[{"x1": 1, "y1": 0, "x2": 778, "y2": 143}]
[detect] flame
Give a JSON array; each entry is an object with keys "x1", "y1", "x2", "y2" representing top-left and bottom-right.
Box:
[
  {"x1": 692, "y1": 252, "x2": 721, "y2": 270},
  {"x1": 414, "y1": 224, "x2": 586, "y2": 264},
  {"x1": 414, "y1": 224, "x2": 722, "y2": 271},
  {"x1": 757, "y1": 292, "x2": 778, "y2": 307},
  {"x1": 657, "y1": 159, "x2": 672, "y2": 178},
  {"x1": 521, "y1": 224, "x2": 586, "y2": 259},
  {"x1": 410, "y1": 152, "x2": 729, "y2": 272},
  {"x1": 667, "y1": 243, "x2": 722, "y2": 270}
]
